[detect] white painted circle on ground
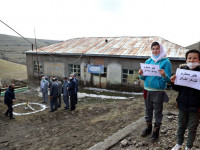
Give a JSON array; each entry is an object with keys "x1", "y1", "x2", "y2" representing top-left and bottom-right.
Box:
[{"x1": 13, "y1": 102, "x2": 47, "y2": 116}]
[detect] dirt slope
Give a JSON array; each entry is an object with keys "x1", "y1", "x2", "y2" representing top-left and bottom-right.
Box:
[{"x1": 0, "y1": 58, "x2": 27, "y2": 81}]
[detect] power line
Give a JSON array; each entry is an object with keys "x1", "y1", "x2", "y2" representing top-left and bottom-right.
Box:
[
  {"x1": 0, "y1": 19, "x2": 83, "y2": 63},
  {"x1": 0, "y1": 19, "x2": 34, "y2": 45}
]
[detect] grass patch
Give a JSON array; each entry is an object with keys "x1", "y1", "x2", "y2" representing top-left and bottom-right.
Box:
[{"x1": 0, "y1": 59, "x2": 27, "y2": 81}]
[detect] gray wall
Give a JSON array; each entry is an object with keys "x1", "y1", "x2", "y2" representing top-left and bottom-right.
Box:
[{"x1": 26, "y1": 53, "x2": 186, "y2": 87}]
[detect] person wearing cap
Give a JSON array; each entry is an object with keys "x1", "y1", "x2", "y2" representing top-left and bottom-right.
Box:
[
  {"x1": 62, "y1": 77, "x2": 70, "y2": 110},
  {"x1": 4, "y1": 84, "x2": 15, "y2": 119}
]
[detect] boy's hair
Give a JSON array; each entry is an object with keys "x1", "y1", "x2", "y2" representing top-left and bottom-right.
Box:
[
  {"x1": 151, "y1": 42, "x2": 160, "y2": 49},
  {"x1": 185, "y1": 49, "x2": 200, "y2": 60}
]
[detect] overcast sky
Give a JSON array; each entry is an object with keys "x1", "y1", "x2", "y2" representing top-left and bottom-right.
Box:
[{"x1": 0, "y1": 0, "x2": 200, "y2": 47}]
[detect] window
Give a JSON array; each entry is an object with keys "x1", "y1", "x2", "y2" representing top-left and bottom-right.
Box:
[
  {"x1": 122, "y1": 69, "x2": 139, "y2": 84},
  {"x1": 93, "y1": 67, "x2": 107, "y2": 77},
  {"x1": 69, "y1": 64, "x2": 80, "y2": 77},
  {"x1": 101, "y1": 67, "x2": 107, "y2": 77},
  {"x1": 34, "y1": 61, "x2": 43, "y2": 74}
]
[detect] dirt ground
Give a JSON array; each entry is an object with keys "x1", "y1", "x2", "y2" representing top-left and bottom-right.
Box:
[
  {"x1": 0, "y1": 84, "x2": 199, "y2": 150},
  {"x1": 0, "y1": 83, "x2": 145, "y2": 150}
]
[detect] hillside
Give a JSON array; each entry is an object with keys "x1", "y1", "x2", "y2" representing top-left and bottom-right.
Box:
[
  {"x1": 0, "y1": 34, "x2": 61, "y2": 64},
  {"x1": 0, "y1": 58, "x2": 27, "y2": 81}
]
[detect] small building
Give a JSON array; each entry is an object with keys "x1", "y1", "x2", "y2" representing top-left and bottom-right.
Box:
[{"x1": 26, "y1": 36, "x2": 188, "y2": 90}]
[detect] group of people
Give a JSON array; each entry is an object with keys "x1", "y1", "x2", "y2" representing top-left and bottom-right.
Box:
[
  {"x1": 139, "y1": 41, "x2": 200, "y2": 150},
  {"x1": 40, "y1": 73, "x2": 78, "y2": 114},
  {"x1": 1, "y1": 41, "x2": 200, "y2": 149}
]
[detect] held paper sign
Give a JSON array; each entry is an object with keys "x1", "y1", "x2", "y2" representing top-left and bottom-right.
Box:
[
  {"x1": 174, "y1": 68, "x2": 200, "y2": 90},
  {"x1": 140, "y1": 63, "x2": 161, "y2": 76}
]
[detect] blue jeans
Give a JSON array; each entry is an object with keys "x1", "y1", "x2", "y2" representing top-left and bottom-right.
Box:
[
  {"x1": 42, "y1": 90, "x2": 48, "y2": 103},
  {"x1": 63, "y1": 95, "x2": 69, "y2": 109}
]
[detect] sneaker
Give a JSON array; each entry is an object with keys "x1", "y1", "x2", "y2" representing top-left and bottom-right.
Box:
[{"x1": 171, "y1": 144, "x2": 182, "y2": 150}]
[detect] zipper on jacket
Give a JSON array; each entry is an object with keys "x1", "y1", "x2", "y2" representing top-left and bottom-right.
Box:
[{"x1": 148, "y1": 76, "x2": 152, "y2": 88}]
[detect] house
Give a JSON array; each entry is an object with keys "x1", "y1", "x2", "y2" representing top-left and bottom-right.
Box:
[{"x1": 26, "y1": 36, "x2": 188, "y2": 90}]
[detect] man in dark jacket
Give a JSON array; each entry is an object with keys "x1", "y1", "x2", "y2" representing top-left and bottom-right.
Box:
[
  {"x1": 68, "y1": 74, "x2": 76, "y2": 113},
  {"x1": 4, "y1": 84, "x2": 15, "y2": 119},
  {"x1": 73, "y1": 73, "x2": 79, "y2": 105},
  {"x1": 55, "y1": 77, "x2": 62, "y2": 108},
  {"x1": 50, "y1": 78, "x2": 58, "y2": 112},
  {"x1": 62, "y1": 77, "x2": 69, "y2": 110}
]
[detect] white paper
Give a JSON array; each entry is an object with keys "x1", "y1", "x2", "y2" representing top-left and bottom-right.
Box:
[
  {"x1": 140, "y1": 63, "x2": 161, "y2": 77},
  {"x1": 174, "y1": 68, "x2": 200, "y2": 90}
]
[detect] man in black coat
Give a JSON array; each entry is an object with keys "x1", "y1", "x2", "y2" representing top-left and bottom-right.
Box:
[
  {"x1": 73, "y1": 73, "x2": 79, "y2": 105},
  {"x1": 68, "y1": 74, "x2": 76, "y2": 113},
  {"x1": 4, "y1": 84, "x2": 15, "y2": 119},
  {"x1": 49, "y1": 78, "x2": 58, "y2": 112}
]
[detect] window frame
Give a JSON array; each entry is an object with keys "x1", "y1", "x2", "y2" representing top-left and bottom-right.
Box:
[
  {"x1": 34, "y1": 61, "x2": 43, "y2": 74},
  {"x1": 122, "y1": 69, "x2": 139, "y2": 84},
  {"x1": 68, "y1": 64, "x2": 81, "y2": 77}
]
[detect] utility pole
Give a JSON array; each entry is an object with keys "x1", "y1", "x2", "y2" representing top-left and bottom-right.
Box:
[{"x1": 34, "y1": 28, "x2": 40, "y2": 79}]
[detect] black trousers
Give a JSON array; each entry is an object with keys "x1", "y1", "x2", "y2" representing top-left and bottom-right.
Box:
[
  {"x1": 75, "y1": 93, "x2": 78, "y2": 104},
  {"x1": 0, "y1": 88, "x2": 1, "y2": 100},
  {"x1": 50, "y1": 97, "x2": 58, "y2": 111},
  {"x1": 5, "y1": 103, "x2": 13, "y2": 118},
  {"x1": 70, "y1": 94, "x2": 76, "y2": 111},
  {"x1": 58, "y1": 94, "x2": 61, "y2": 107}
]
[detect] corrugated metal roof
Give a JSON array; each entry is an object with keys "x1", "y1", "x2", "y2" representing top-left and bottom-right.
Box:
[{"x1": 26, "y1": 36, "x2": 188, "y2": 58}]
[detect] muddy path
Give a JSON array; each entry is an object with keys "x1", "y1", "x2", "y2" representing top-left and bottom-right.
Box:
[{"x1": 0, "y1": 86, "x2": 145, "y2": 150}]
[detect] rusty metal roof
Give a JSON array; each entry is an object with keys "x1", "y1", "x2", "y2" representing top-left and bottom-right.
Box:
[{"x1": 26, "y1": 36, "x2": 188, "y2": 59}]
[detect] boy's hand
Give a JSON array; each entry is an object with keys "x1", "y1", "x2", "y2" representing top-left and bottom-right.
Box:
[
  {"x1": 138, "y1": 69, "x2": 143, "y2": 76},
  {"x1": 158, "y1": 69, "x2": 166, "y2": 77},
  {"x1": 170, "y1": 75, "x2": 176, "y2": 83}
]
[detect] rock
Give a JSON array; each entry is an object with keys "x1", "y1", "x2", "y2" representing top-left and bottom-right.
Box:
[
  {"x1": 120, "y1": 139, "x2": 128, "y2": 147},
  {"x1": 127, "y1": 137, "x2": 132, "y2": 141},
  {"x1": 132, "y1": 140, "x2": 137, "y2": 145},
  {"x1": 141, "y1": 141, "x2": 148, "y2": 146},
  {"x1": 167, "y1": 116, "x2": 174, "y2": 119},
  {"x1": 160, "y1": 129, "x2": 167, "y2": 134}
]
